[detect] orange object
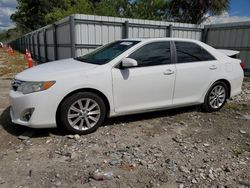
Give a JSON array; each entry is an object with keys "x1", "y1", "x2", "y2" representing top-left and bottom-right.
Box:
[
  {"x1": 25, "y1": 48, "x2": 29, "y2": 59},
  {"x1": 8, "y1": 46, "x2": 14, "y2": 55},
  {"x1": 25, "y1": 49, "x2": 33, "y2": 68},
  {"x1": 42, "y1": 81, "x2": 56, "y2": 90}
]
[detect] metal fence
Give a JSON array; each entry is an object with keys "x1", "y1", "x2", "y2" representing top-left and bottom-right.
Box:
[
  {"x1": 9, "y1": 14, "x2": 250, "y2": 69},
  {"x1": 203, "y1": 21, "x2": 250, "y2": 69},
  {"x1": 9, "y1": 14, "x2": 203, "y2": 62}
]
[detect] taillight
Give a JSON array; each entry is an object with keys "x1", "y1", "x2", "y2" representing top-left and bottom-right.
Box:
[{"x1": 240, "y1": 60, "x2": 245, "y2": 69}]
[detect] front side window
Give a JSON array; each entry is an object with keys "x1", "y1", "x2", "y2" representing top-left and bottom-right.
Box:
[
  {"x1": 75, "y1": 41, "x2": 140, "y2": 65},
  {"x1": 175, "y1": 42, "x2": 215, "y2": 63},
  {"x1": 129, "y1": 42, "x2": 171, "y2": 67}
]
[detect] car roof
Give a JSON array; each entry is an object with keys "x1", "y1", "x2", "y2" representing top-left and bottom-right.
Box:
[{"x1": 120, "y1": 37, "x2": 199, "y2": 43}]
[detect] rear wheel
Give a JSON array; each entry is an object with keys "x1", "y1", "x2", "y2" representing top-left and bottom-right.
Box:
[
  {"x1": 202, "y1": 81, "x2": 228, "y2": 112},
  {"x1": 60, "y1": 92, "x2": 106, "y2": 134}
]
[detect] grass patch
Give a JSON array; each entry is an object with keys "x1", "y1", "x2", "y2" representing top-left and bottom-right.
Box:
[{"x1": 0, "y1": 48, "x2": 27, "y2": 77}]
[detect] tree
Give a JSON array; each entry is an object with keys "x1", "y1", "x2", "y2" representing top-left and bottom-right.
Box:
[
  {"x1": 166, "y1": 0, "x2": 230, "y2": 24},
  {"x1": 130, "y1": 0, "x2": 169, "y2": 20},
  {"x1": 94, "y1": 0, "x2": 132, "y2": 17},
  {"x1": 45, "y1": 0, "x2": 93, "y2": 24},
  {"x1": 11, "y1": 0, "x2": 86, "y2": 32},
  {"x1": 11, "y1": 0, "x2": 230, "y2": 34},
  {"x1": 0, "y1": 28, "x2": 22, "y2": 42},
  {"x1": 11, "y1": 0, "x2": 59, "y2": 32}
]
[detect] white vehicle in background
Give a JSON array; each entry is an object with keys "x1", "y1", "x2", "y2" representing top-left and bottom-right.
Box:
[{"x1": 9, "y1": 38, "x2": 244, "y2": 134}]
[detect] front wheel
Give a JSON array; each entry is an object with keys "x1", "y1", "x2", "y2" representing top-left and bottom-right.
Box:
[
  {"x1": 202, "y1": 81, "x2": 228, "y2": 112},
  {"x1": 59, "y1": 92, "x2": 106, "y2": 134}
]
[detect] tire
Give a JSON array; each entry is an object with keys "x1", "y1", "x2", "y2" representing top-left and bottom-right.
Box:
[
  {"x1": 202, "y1": 81, "x2": 228, "y2": 112},
  {"x1": 59, "y1": 92, "x2": 106, "y2": 134}
]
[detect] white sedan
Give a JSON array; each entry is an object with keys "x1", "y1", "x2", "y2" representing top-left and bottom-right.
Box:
[{"x1": 9, "y1": 38, "x2": 244, "y2": 134}]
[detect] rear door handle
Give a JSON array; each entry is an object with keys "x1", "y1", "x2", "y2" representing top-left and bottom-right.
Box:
[
  {"x1": 163, "y1": 69, "x2": 175, "y2": 75},
  {"x1": 209, "y1": 65, "x2": 217, "y2": 70}
]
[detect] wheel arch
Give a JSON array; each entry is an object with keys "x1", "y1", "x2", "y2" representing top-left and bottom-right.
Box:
[
  {"x1": 214, "y1": 79, "x2": 231, "y2": 99},
  {"x1": 56, "y1": 88, "x2": 111, "y2": 126}
]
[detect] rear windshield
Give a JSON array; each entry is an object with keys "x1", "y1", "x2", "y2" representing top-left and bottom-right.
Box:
[{"x1": 74, "y1": 41, "x2": 140, "y2": 65}]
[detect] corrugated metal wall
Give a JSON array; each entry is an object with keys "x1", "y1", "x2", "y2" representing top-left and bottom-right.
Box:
[
  {"x1": 9, "y1": 14, "x2": 203, "y2": 62},
  {"x1": 11, "y1": 16, "x2": 73, "y2": 62},
  {"x1": 74, "y1": 14, "x2": 202, "y2": 56},
  {"x1": 204, "y1": 21, "x2": 250, "y2": 69}
]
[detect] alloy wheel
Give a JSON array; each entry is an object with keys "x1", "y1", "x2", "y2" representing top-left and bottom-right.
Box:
[
  {"x1": 208, "y1": 85, "x2": 226, "y2": 109},
  {"x1": 67, "y1": 98, "x2": 101, "y2": 130}
]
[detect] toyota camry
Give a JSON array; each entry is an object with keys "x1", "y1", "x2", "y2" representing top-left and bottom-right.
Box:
[{"x1": 9, "y1": 38, "x2": 244, "y2": 134}]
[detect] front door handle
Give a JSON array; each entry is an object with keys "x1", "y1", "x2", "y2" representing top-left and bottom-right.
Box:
[
  {"x1": 209, "y1": 65, "x2": 217, "y2": 70},
  {"x1": 163, "y1": 69, "x2": 175, "y2": 75}
]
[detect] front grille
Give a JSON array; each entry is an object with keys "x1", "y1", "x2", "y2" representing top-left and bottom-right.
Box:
[{"x1": 11, "y1": 79, "x2": 22, "y2": 91}]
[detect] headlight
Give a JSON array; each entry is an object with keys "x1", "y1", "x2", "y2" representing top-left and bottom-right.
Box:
[{"x1": 12, "y1": 80, "x2": 55, "y2": 94}]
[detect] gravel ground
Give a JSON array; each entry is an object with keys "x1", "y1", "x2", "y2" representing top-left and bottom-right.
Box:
[{"x1": 0, "y1": 48, "x2": 249, "y2": 188}]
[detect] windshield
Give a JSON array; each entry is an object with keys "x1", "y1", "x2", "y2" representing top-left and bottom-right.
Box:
[{"x1": 74, "y1": 40, "x2": 140, "y2": 65}]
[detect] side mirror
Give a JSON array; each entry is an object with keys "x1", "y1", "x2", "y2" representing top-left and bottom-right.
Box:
[{"x1": 121, "y1": 58, "x2": 138, "y2": 68}]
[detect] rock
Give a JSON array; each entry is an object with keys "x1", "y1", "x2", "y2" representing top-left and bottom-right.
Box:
[
  {"x1": 18, "y1": 131, "x2": 35, "y2": 140},
  {"x1": 200, "y1": 173, "x2": 206, "y2": 180},
  {"x1": 239, "y1": 115, "x2": 250, "y2": 121},
  {"x1": 0, "y1": 177, "x2": 5, "y2": 184},
  {"x1": 67, "y1": 134, "x2": 81, "y2": 140},
  {"x1": 70, "y1": 152, "x2": 77, "y2": 159},
  {"x1": 165, "y1": 159, "x2": 176, "y2": 169},
  {"x1": 91, "y1": 170, "x2": 113, "y2": 181},
  {"x1": 239, "y1": 130, "x2": 246, "y2": 134},
  {"x1": 55, "y1": 174, "x2": 60, "y2": 178},
  {"x1": 55, "y1": 181, "x2": 61, "y2": 186},
  {"x1": 179, "y1": 166, "x2": 190, "y2": 174},
  {"x1": 239, "y1": 161, "x2": 246, "y2": 165},
  {"x1": 16, "y1": 148, "x2": 23, "y2": 153},
  {"x1": 203, "y1": 143, "x2": 210, "y2": 147},
  {"x1": 74, "y1": 134, "x2": 81, "y2": 140},
  {"x1": 109, "y1": 159, "x2": 121, "y2": 166},
  {"x1": 208, "y1": 173, "x2": 215, "y2": 180},
  {"x1": 139, "y1": 160, "x2": 147, "y2": 166},
  {"x1": 154, "y1": 153, "x2": 163, "y2": 158},
  {"x1": 191, "y1": 178, "x2": 198, "y2": 184},
  {"x1": 67, "y1": 135, "x2": 74, "y2": 139},
  {"x1": 179, "y1": 184, "x2": 184, "y2": 188}
]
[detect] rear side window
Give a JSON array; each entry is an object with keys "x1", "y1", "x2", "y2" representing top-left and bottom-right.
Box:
[
  {"x1": 175, "y1": 42, "x2": 215, "y2": 63},
  {"x1": 129, "y1": 42, "x2": 171, "y2": 67}
]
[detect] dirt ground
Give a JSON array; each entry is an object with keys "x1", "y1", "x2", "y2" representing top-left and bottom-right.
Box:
[{"x1": 0, "y1": 48, "x2": 249, "y2": 188}]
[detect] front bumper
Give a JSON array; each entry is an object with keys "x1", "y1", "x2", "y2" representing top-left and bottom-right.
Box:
[{"x1": 9, "y1": 90, "x2": 58, "y2": 128}]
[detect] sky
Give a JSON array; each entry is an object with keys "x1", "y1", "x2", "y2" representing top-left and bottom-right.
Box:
[
  {"x1": 205, "y1": 0, "x2": 250, "y2": 24},
  {"x1": 0, "y1": 0, "x2": 17, "y2": 31},
  {"x1": 0, "y1": 0, "x2": 250, "y2": 31}
]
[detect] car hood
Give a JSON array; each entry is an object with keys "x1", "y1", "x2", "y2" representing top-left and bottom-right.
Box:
[{"x1": 15, "y1": 58, "x2": 98, "y2": 81}]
